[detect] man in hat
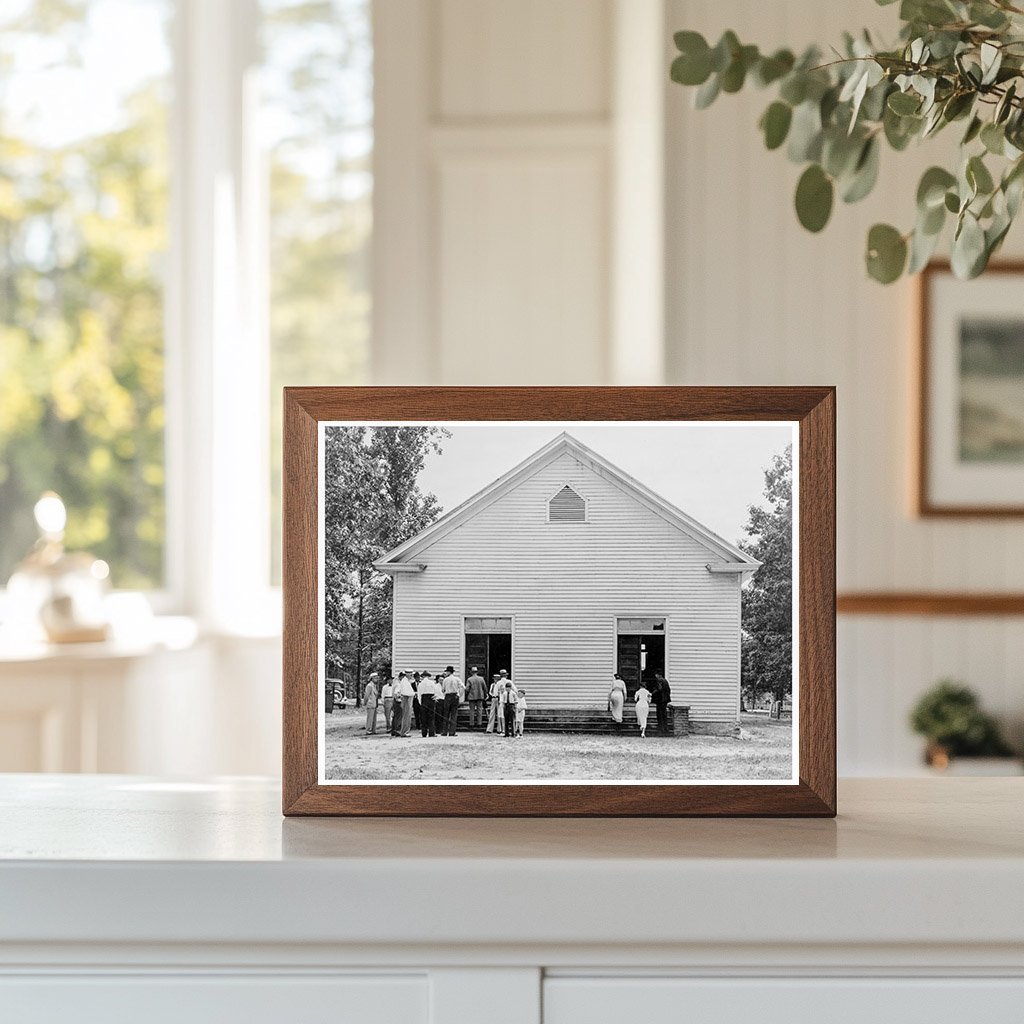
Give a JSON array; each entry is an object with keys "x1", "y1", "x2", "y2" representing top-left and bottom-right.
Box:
[
  {"x1": 652, "y1": 673, "x2": 672, "y2": 736},
  {"x1": 466, "y1": 666, "x2": 487, "y2": 729},
  {"x1": 417, "y1": 672, "x2": 438, "y2": 737},
  {"x1": 441, "y1": 665, "x2": 463, "y2": 736},
  {"x1": 363, "y1": 672, "x2": 379, "y2": 734}
]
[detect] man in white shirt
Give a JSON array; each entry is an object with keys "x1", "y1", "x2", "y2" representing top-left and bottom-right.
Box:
[
  {"x1": 486, "y1": 675, "x2": 502, "y2": 734},
  {"x1": 417, "y1": 672, "x2": 439, "y2": 737},
  {"x1": 397, "y1": 673, "x2": 415, "y2": 737},
  {"x1": 380, "y1": 676, "x2": 395, "y2": 733},
  {"x1": 441, "y1": 665, "x2": 463, "y2": 736}
]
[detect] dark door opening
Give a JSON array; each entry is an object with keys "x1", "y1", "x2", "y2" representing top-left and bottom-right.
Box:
[
  {"x1": 616, "y1": 633, "x2": 666, "y2": 702},
  {"x1": 465, "y1": 632, "x2": 512, "y2": 685}
]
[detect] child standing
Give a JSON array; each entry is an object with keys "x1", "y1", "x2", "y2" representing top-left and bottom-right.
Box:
[
  {"x1": 515, "y1": 689, "x2": 528, "y2": 737},
  {"x1": 500, "y1": 680, "x2": 518, "y2": 738}
]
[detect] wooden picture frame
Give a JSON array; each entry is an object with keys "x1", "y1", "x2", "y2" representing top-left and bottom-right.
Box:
[
  {"x1": 917, "y1": 260, "x2": 1024, "y2": 517},
  {"x1": 283, "y1": 387, "x2": 836, "y2": 817}
]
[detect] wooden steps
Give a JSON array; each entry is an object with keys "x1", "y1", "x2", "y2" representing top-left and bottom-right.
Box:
[{"x1": 452, "y1": 705, "x2": 690, "y2": 735}]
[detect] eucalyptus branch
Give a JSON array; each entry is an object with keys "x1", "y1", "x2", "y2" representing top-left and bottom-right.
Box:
[{"x1": 670, "y1": 0, "x2": 1024, "y2": 283}]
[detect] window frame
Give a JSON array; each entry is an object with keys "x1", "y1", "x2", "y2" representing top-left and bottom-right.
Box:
[{"x1": 164, "y1": 0, "x2": 277, "y2": 631}]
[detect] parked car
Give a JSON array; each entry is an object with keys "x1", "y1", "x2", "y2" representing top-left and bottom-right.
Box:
[{"x1": 325, "y1": 679, "x2": 349, "y2": 713}]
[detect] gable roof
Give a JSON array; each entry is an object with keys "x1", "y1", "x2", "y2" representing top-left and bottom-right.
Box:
[{"x1": 374, "y1": 432, "x2": 761, "y2": 574}]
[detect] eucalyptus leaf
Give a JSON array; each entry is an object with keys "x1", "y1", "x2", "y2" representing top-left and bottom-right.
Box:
[
  {"x1": 822, "y1": 128, "x2": 863, "y2": 178},
  {"x1": 779, "y1": 73, "x2": 807, "y2": 106},
  {"x1": 996, "y1": 82, "x2": 1017, "y2": 124},
  {"x1": 962, "y1": 115, "x2": 983, "y2": 145},
  {"x1": 866, "y1": 223, "x2": 908, "y2": 283},
  {"x1": 721, "y1": 44, "x2": 759, "y2": 93},
  {"x1": 920, "y1": 199, "x2": 946, "y2": 235},
  {"x1": 908, "y1": 221, "x2": 942, "y2": 273},
  {"x1": 942, "y1": 91, "x2": 974, "y2": 122},
  {"x1": 754, "y1": 49, "x2": 795, "y2": 87},
  {"x1": 760, "y1": 101, "x2": 793, "y2": 150},
  {"x1": 981, "y1": 122, "x2": 1005, "y2": 155},
  {"x1": 970, "y1": 2, "x2": 1009, "y2": 29},
  {"x1": 787, "y1": 100, "x2": 823, "y2": 162},
  {"x1": 967, "y1": 154, "x2": 995, "y2": 195},
  {"x1": 980, "y1": 42, "x2": 1002, "y2": 86},
  {"x1": 694, "y1": 73, "x2": 721, "y2": 109},
  {"x1": 888, "y1": 90, "x2": 921, "y2": 115},
  {"x1": 795, "y1": 164, "x2": 834, "y2": 232},
  {"x1": 860, "y1": 79, "x2": 892, "y2": 122},
  {"x1": 951, "y1": 212, "x2": 987, "y2": 278},
  {"x1": 917, "y1": 166, "x2": 957, "y2": 210},
  {"x1": 710, "y1": 31, "x2": 740, "y2": 73},
  {"x1": 884, "y1": 106, "x2": 921, "y2": 150},
  {"x1": 842, "y1": 137, "x2": 880, "y2": 203}
]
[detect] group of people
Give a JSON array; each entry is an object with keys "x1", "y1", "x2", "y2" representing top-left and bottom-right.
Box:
[
  {"x1": 608, "y1": 672, "x2": 672, "y2": 738},
  {"x1": 359, "y1": 666, "x2": 528, "y2": 739}
]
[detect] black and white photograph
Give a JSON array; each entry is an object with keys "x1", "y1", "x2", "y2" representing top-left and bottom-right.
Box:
[{"x1": 317, "y1": 421, "x2": 798, "y2": 784}]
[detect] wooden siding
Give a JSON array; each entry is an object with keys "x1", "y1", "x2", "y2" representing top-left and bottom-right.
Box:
[{"x1": 391, "y1": 450, "x2": 742, "y2": 721}]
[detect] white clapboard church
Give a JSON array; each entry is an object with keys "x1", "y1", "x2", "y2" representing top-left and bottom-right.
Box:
[{"x1": 374, "y1": 433, "x2": 760, "y2": 734}]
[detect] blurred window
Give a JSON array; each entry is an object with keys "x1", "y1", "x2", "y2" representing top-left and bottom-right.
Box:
[
  {"x1": 0, "y1": 0, "x2": 172, "y2": 589},
  {"x1": 262, "y1": 0, "x2": 372, "y2": 582}
]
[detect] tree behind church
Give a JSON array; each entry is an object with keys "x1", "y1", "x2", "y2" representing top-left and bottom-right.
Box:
[
  {"x1": 323, "y1": 427, "x2": 447, "y2": 702},
  {"x1": 739, "y1": 445, "x2": 793, "y2": 706}
]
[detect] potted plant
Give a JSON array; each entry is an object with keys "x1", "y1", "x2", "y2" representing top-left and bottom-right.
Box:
[{"x1": 909, "y1": 679, "x2": 1018, "y2": 771}]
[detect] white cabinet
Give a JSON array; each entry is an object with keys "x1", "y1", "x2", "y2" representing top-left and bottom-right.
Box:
[
  {"x1": 1, "y1": 777, "x2": 1022, "y2": 1023},
  {"x1": 0, "y1": 975, "x2": 428, "y2": 1024},
  {"x1": 544, "y1": 977, "x2": 1024, "y2": 1024}
]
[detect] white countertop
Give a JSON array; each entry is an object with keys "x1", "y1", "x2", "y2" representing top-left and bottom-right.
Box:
[{"x1": 1, "y1": 776, "x2": 1022, "y2": 952}]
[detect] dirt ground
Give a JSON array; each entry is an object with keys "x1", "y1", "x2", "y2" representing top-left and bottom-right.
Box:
[{"x1": 323, "y1": 709, "x2": 793, "y2": 781}]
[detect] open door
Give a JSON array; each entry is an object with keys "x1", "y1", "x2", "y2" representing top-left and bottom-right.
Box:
[
  {"x1": 616, "y1": 617, "x2": 666, "y2": 701},
  {"x1": 464, "y1": 616, "x2": 513, "y2": 684}
]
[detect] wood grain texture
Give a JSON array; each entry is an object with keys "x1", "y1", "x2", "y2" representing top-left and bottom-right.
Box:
[
  {"x1": 282, "y1": 387, "x2": 836, "y2": 817},
  {"x1": 916, "y1": 260, "x2": 1024, "y2": 518},
  {"x1": 837, "y1": 592, "x2": 1024, "y2": 616}
]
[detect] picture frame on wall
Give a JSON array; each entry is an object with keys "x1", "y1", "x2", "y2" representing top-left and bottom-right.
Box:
[
  {"x1": 918, "y1": 261, "x2": 1024, "y2": 517},
  {"x1": 282, "y1": 387, "x2": 836, "y2": 817}
]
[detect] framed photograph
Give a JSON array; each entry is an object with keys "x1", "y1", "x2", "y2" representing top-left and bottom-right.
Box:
[
  {"x1": 283, "y1": 387, "x2": 835, "y2": 816},
  {"x1": 918, "y1": 261, "x2": 1024, "y2": 516}
]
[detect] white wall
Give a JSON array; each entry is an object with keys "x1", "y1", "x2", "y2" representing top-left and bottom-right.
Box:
[
  {"x1": 373, "y1": 0, "x2": 665, "y2": 386},
  {"x1": 664, "y1": 0, "x2": 1024, "y2": 772}
]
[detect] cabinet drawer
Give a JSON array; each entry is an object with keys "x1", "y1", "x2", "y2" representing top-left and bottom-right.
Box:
[
  {"x1": 544, "y1": 977, "x2": 1024, "y2": 1024},
  {"x1": 0, "y1": 974, "x2": 427, "y2": 1024}
]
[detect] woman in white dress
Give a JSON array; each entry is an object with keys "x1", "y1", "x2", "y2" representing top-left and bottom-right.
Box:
[
  {"x1": 607, "y1": 673, "x2": 627, "y2": 731},
  {"x1": 633, "y1": 682, "x2": 652, "y2": 738}
]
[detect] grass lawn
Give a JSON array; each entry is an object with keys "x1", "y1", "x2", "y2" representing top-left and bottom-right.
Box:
[{"x1": 323, "y1": 710, "x2": 793, "y2": 782}]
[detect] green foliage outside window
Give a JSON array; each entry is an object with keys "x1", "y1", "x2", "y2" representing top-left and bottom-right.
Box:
[{"x1": 0, "y1": 0, "x2": 170, "y2": 588}]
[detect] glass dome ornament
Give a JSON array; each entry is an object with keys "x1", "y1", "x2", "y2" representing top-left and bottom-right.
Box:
[{"x1": 5, "y1": 492, "x2": 111, "y2": 644}]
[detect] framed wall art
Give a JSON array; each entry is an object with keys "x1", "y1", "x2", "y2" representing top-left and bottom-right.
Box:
[
  {"x1": 282, "y1": 387, "x2": 836, "y2": 816},
  {"x1": 918, "y1": 261, "x2": 1024, "y2": 517}
]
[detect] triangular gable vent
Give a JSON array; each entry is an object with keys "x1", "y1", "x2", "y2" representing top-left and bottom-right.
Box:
[{"x1": 549, "y1": 485, "x2": 586, "y2": 523}]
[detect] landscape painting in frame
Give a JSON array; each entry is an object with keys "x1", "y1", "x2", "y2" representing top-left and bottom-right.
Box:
[
  {"x1": 920, "y1": 262, "x2": 1024, "y2": 515},
  {"x1": 317, "y1": 420, "x2": 799, "y2": 786}
]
